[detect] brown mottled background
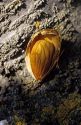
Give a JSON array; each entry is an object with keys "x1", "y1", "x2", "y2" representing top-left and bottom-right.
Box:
[{"x1": 0, "y1": 0, "x2": 81, "y2": 124}]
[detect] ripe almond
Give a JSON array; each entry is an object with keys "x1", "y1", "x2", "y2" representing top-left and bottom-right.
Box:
[{"x1": 25, "y1": 29, "x2": 61, "y2": 81}]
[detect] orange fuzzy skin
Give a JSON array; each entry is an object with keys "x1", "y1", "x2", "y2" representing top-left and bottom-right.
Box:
[{"x1": 25, "y1": 29, "x2": 61, "y2": 81}]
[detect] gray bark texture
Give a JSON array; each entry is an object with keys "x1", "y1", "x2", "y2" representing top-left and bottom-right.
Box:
[{"x1": 0, "y1": 0, "x2": 81, "y2": 124}]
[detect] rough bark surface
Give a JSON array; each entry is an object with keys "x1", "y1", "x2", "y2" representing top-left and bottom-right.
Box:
[{"x1": 0, "y1": 0, "x2": 81, "y2": 124}]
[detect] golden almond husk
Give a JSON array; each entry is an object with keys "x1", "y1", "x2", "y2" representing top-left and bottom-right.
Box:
[{"x1": 25, "y1": 29, "x2": 61, "y2": 81}]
